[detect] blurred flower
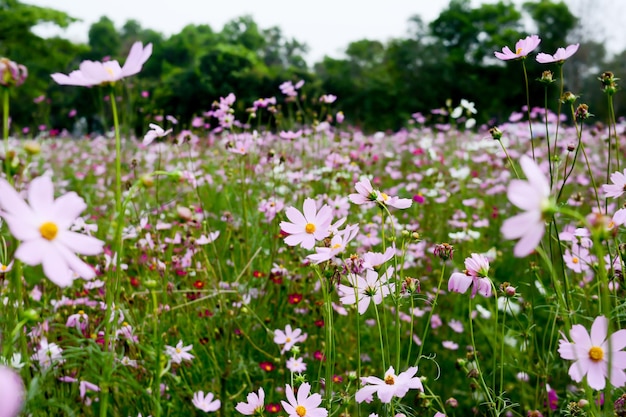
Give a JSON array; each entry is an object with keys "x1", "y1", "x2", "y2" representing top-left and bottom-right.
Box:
[
  {"x1": 494, "y1": 35, "x2": 541, "y2": 60},
  {"x1": 235, "y1": 387, "x2": 265, "y2": 415},
  {"x1": 286, "y1": 357, "x2": 307, "y2": 373},
  {"x1": 0, "y1": 176, "x2": 104, "y2": 287},
  {"x1": 349, "y1": 177, "x2": 412, "y2": 209},
  {"x1": 558, "y1": 315, "x2": 626, "y2": 390},
  {"x1": 0, "y1": 365, "x2": 24, "y2": 417},
  {"x1": 0, "y1": 58, "x2": 27, "y2": 87},
  {"x1": 165, "y1": 340, "x2": 194, "y2": 364},
  {"x1": 355, "y1": 366, "x2": 423, "y2": 403},
  {"x1": 536, "y1": 43, "x2": 579, "y2": 64},
  {"x1": 143, "y1": 123, "x2": 172, "y2": 146},
  {"x1": 51, "y1": 41, "x2": 152, "y2": 87},
  {"x1": 274, "y1": 324, "x2": 307, "y2": 354},
  {"x1": 281, "y1": 383, "x2": 327, "y2": 417},
  {"x1": 501, "y1": 155, "x2": 554, "y2": 257},
  {"x1": 192, "y1": 391, "x2": 221, "y2": 413},
  {"x1": 602, "y1": 169, "x2": 626, "y2": 198},
  {"x1": 448, "y1": 253, "x2": 492, "y2": 298},
  {"x1": 319, "y1": 94, "x2": 337, "y2": 103}
]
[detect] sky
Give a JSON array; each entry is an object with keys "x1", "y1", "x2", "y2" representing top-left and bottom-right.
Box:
[
  {"x1": 25, "y1": 0, "x2": 625, "y2": 64},
  {"x1": 24, "y1": 0, "x2": 467, "y2": 63}
]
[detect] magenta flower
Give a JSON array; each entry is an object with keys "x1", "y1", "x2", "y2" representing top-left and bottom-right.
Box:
[
  {"x1": 0, "y1": 365, "x2": 24, "y2": 417},
  {"x1": 280, "y1": 198, "x2": 333, "y2": 250},
  {"x1": 51, "y1": 41, "x2": 152, "y2": 87},
  {"x1": 536, "y1": 43, "x2": 580, "y2": 63},
  {"x1": 494, "y1": 35, "x2": 541, "y2": 60},
  {"x1": 281, "y1": 383, "x2": 327, "y2": 417},
  {"x1": 192, "y1": 391, "x2": 221, "y2": 413},
  {"x1": 602, "y1": 169, "x2": 626, "y2": 198},
  {"x1": 558, "y1": 315, "x2": 626, "y2": 390},
  {"x1": 501, "y1": 155, "x2": 554, "y2": 257},
  {"x1": 355, "y1": 366, "x2": 423, "y2": 404},
  {"x1": 235, "y1": 388, "x2": 265, "y2": 415},
  {"x1": 0, "y1": 176, "x2": 104, "y2": 287}
]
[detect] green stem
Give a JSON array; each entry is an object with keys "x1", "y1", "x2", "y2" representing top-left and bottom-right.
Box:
[
  {"x1": 521, "y1": 60, "x2": 535, "y2": 160},
  {"x1": 3, "y1": 88, "x2": 10, "y2": 181},
  {"x1": 415, "y1": 264, "x2": 445, "y2": 368}
]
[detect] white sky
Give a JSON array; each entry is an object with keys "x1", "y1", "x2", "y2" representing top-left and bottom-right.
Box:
[{"x1": 25, "y1": 0, "x2": 626, "y2": 64}]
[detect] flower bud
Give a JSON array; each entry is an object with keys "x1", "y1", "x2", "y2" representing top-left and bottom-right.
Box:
[
  {"x1": 433, "y1": 243, "x2": 454, "y2": 261},
  {"x1": 489, "y1": 126, "x2": 503, "y2": 140},
  {"x1": 560, "y1": 91, "x2": 578, "y2": 104},
  {"x1": 575, "y1": 104, "x2": 592, "y2": 120},
  {"x1": 539, "y1": 70, "x2": 554, "y2": 84},
  {"x1": 23, "y1": 140, "x2": 40, "y2": 155},
  {"x1": 0, "y1": 58, "x2": 27, "y2": 87}
]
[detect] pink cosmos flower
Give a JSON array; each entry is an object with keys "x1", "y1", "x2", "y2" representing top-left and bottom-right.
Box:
[
  {"x1": 165, "y1": 340, "x2": 194, "y2": 364},
  {"x1": 563, "y1": 244, "x2": 592, "y2": 273},
  {"x1": 280, "y1": 198, "x2": 333, "y2": 250},
  {"x1": 501, "y1": 155, "x2": 553, "y2": 257},
  {"x1": 286, "y1": 356, "x2": 307, "y2": 373},
  {"x1": 355, "y1": 366, "x2": 423, "y2": 404},
  {"x1": 274, "y1": 324, "x2": 307, "y2": 354},
  {"x1": 558, "y1": 315, "x2": 626, "y2": 390},
  {"x1": 349, "y1": 177, "x2": 412, "y2": 209},
  {"x1": 235, "y1": 388, "x2": 265, "y2": 415},
  {"x1": 602, "y1": 169, "x2": 626, "y2": 198},
  {"x1": 281, "y1": 383, "x2": 328, "y2": 417},
  {"x1": 536, "y1": 43, "x2": 580, "y2": 63},
  {"x1": 0, "y1": 365, "x2": 24, "y2": 417},
  {"x1": 307, "y1": 223, "x2": 359, "y2": 264},
  {"x1": 448, "y1": 253, "x2": 492, "y2": 298},
  {"x1": 192, "y1": 391, "x2": 221, "y2": 412},
  {"x1": 51, "y1": 41, "x2": 152, "y2": 86},
  {"x1": 0, "y1": 176, "x2": 104, "y2": 287},
  {"x1": 338, "y1": 267, "x2": 394, "y2": 314},
  {"x1": 494, "y1": 35, "x2": 541, "y2": 60},
  {"x1": 143, "y1": 123, "x2": 172, "y2": 146}
]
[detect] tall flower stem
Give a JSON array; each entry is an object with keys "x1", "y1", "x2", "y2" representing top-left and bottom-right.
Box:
[
  {"x1": 100, "y1": 86, "x2": 125, "y2": 417},
  {"x1": 414, "y1": 264, "x2": 445, "y2": 368},
  {"x1": 3, "y1": 87, "x2": 10, "y2": 181},
  {"x1": 521, "y1": 60, "x2": 535, "y2": 160}
]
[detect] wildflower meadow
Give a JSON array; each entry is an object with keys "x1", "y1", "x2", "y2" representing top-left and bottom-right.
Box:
[{"x1": 1, "y1": 30, "x2": 626, "y2": 417}]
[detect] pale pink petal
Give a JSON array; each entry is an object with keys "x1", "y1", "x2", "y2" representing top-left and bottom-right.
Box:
[
  {"x1": 448, "y1": 272, "x2": 472, "y2": 294},
  {"x1": 41, "y1": 248, "x2": 74, "y2": 287},
  {"x1": 27, "y1": 176, "x2": 54, "y2": 214},
  {"x1": 56, "y1": 231, "x2": 104, "y2": 256},
  {"x1": 377, "y1": 385, "x2": 395, "y2": 403},
  {"x1": 513, "y1": 222, "x2": 545, "y2": 257},
  {"x1": 610, "y1": 364, "x2": 626, "y2": 388},
  {"x1": 0, "y1": 178, "x2": 34, "y2": 216},
  {"x1": 284, "y1": 206, "x2": 306, "y2": 226},
  {"x1": 501, "y1": 211, "x2": 540, "y2": 240},
  {"x1": 585, "y1": 362, "x2": 606, "y2": 390},
  {"x1": 590, "y1": 316, "x2": 608, "y2": 346},
  {"x1": 51, "y1": 192, "x2": 87, "y2": 229},
  {"x1": 569, "y1": 324, "x2": 592, "y2": 349},
  {"x1": 355, "y1": 385, "x2": 378, "y2": 403},
  {"x1": 568, "y1": 359, "x2": 589, "y2": 383},
  {"x1": 519, "y1": 155, "x2": 549, "y2": 196},
  {"x1": 121, "y1": 42, "x2": 152, "y2": 77},
  {"x1": 608, "y1": 329, "x2": 626, "y2": 352},
  {"x1": 2, "y1": 213, "x2": 39, "y2": 241},
  {"x1": 302, "y1": 198, "x2": 317, "y2": 223},
  {"x1": 296, "y1": 382, "x2": 311, "y2": 405},
  {"x1": 55, "y1": 244, "x2": 96, "y2": 280},
  {"x1": 507, "y1": 180, "x2": 541, "y2": 210},
  {"x1": 14, "y1": 239, "x2": 48, "y2": 265},
  {"x1": 284, "y1": 384, "x2": 297, "y2": 407}
]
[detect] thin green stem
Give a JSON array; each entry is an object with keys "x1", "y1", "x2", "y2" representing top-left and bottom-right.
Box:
[
  {"x1": 3, "y1": 88, "x2": 10, "y2": 181},
  {"x1": 415, "y1": 264, "x2": 445, "y2": 368},
  {"x1": 521, "y1": 60, "x2": 535, "y2": 160}
]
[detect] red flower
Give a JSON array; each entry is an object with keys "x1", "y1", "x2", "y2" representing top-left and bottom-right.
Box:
[
  {"x1": 265, "y1": 403, "x2": 282, "y2": 413},
  {"x1": 314, "y1": 319, "x2": 324, "y2": 328},
  {"x1": 193, "y1": 280, "x2": 205, "y2": 289},
  {"x1": 129, "y1": 277, "x2": 140, "y2": 287},
  {"x1": 252, "y1": 270, "x2": 264, "y2": 278},
  {"x1": 259, "y1": 361, "x2": 275, "y2": 372},
  {"x1": 288, "y1": 293, "x2": 303, "y2": 304}
]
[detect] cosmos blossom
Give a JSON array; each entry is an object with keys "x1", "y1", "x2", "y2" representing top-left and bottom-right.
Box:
[
  {"x1": 500, "y1": 155, "x2": 554, "y2": 257},
  {"x1": 558, "y1": 315, "x2": 626, "y2": 390},
  {"x1": 602, "y1": 169, "x2": 626, "y2": 199},
  {"x1": 281, "y1": 383, "x2": 327, "y2": 417},
  {"x1": 448, "y1": 253, "x2": 492, "y2": 298},
  {"x1": 143, "y1": 123, "x2": 172, "y2": 146},
  {"x1": 355, "y1": 366, "x2": 423, "y2": 403},
  {"x1": 348, "y1": 177, "x2": 412, "y2": 209},
  {"x1": 0, "y1": 176, "x2": 104, "y2": 287},
  {"x1": 51, "y1": 41, "x2": 152, "y2": 87},
  {"x1": 235, "y1": 388, "x2": 265, "y2": 415},
  {"x1": 494, "y1": 35, "x2": 541, "y2": 60},
  {"x1": 280, "y1": 198, "x2": 333, "y2": 250},
  {"x1": 192, "y1": 391, "x2": 221, "y2": 413},
  {"x1": 536, "y1": 43, "x2": 580, "y2": 64}
]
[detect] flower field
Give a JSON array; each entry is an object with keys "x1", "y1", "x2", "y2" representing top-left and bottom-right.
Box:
[{"x1": 0, "y1": 36, "x2": 625, "y2": 417}]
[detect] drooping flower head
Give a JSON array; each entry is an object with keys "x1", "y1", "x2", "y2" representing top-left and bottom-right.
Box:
[
  {"x1": 0, "y1": 58, "x2": 27, "y2": 87},
  {"x1": 558, "y1": 315, "x2": 626, "y2": 390},
  {"x1": 501, "y1": 155, "x2": 555, "y2": 257},
  {"x1": 349, "y1": 177, "x2": 412, "y2": 209},
  {"x1": 0, "y1": 176, "x2": 104, "y2": 287},
  {"x1": 51, "y1": 41, "x2": 152, "y2": 87},
  {"x1": 494, "y1": 35, "x2": 541, "y2": 61},
  {"x1": 536, "y1": 43, "x2": 580, "y2": 64},
  {"x1": 448, "y1": 253, "x2": 492, "y2": 298}
]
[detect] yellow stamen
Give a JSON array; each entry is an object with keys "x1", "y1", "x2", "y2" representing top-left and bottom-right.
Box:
[
  {"x1": 296, "y1": 405, "x2": 307, "y2": 416},
  {"x1": 572, "y1": 257, "x2": 579, "y2": 264},
  {"x1": 588, "y1": 346, "x2": 604, "y2": 362},
  {"x1": 305, "y1": 223, "x2": 316, "y2": 234},
  {"x1": 39, "y1": 222, "x2": 58, "y2": 240},
  {"x1": 384, "y1": 375, "x2": 395, "y2": 385},
  {"x1": 380, "y1": 193, "x2": 389, "y2": 201},
  {"x1": 516, "y1": 47, "x2": 523, "y2": 55},
  {"x1": 331, "y1": 243, "x2": 342, "y2": 250}
]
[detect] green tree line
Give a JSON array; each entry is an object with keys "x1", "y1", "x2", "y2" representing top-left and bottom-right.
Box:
[{"x1": 0, "y1": 0, "x2": 624, "y2": 134}]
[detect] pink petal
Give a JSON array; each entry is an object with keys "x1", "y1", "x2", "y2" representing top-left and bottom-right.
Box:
[
  {"x1": 56, "y1": 243, "x2": 96, "y2": 280},
  {"x1": 501, "y1": 211, "x2": 540, "y2": 240},
  {"x1": 0, "y1": 178, "x2": 33, "y2": 217},
  {"x1": 51, "y1": 192, "x2": 87, "y2": 229},
  {"x1": 513, "y1": 222, "x2": 545, "y2": 257},
  {"x1": 609, "y1": 364, "x2": 626, "y2": 388},
  {"x1": 569, "y1": 324, "x2": 592, "y2": 349},
  {"x1": 41, "y1": 248, "x2": 74, "y2": 287},
  {"x1": 608, "y1": 329, "x2": 626, "y2": 352},
  {"x1": 590, "y1": 316, "x2": 608, "y2": 346},
  {"x1": 519, "y1": 155, "x2": 549, "y2": 197},
  {"x1": 284, "y1": 385, "x2": 296, "y2": 407},
  {"x1": 284, "y1": 206, "x2": 306, "y2": 226},
  {"x1": 302, "y1": 198, "x2": 317, "y2": 223},
  {"x1": 2, "y1": 213, "x2": 39, "y2": 241},
  {"x1": 567, "y1": 359, "x2": 589, "y2": 383},
  {"x1": 585, "y1": 362, "x2": 606, "y2": 390},
  {"x1": 507, "y1": 180, "x2": 541, "y2": 211},
  {"x1": 14, "y1": 239, "x2": 48, "y2": 265},
  {"x1": 448, "y1": 272, "x2": 472, "y2": 294},
  {"x1": 27, "y1": 176, "x2": 54, "y2": 214}
]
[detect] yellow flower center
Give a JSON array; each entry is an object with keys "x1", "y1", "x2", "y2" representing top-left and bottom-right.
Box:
[
  {"x1": 332, "y1": 243, "x2": 342, "y2": 250},
  {"x1": 285, "y1": 337, "x2": 291, "y2": 343},
  {"x1": 296, "y1": 405, "x2": 307, "y2": 416},
  {"x1": 588, "y1": 346, "x2": 604, "y2": 362},
  {"x1": 0, "y1": 265, "x2": 7, "y2": 272},
  {"x1": 380, "y1": 193, "x2": 389, "y2": 201},
  {"x1": 175, "y1": 347, "x2": 182, "y2": 354},
  {"x1": 305, "y1": 223, "x2": 316, "y2": 234},
  {"x1": 39, "y1": 222, "x2": 58, "y2": 240},
  {"x1": 384, "y1": 375, "x2": 395, "y2": 385},
  {"x1": 572, "y1": 257, "x2": 579, "y2": 264},
  {"x1": 516, "y1": 47, "x2": 523, "y2": 55},
  {"x1": 106, "y1": 67, "x2": 115, "y2": 76}
]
